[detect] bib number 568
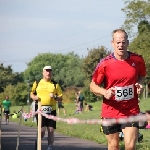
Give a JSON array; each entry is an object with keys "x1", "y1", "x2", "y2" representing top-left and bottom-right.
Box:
[{"x1": 115, "y1": 85, "x2": 134, "y2": 101}]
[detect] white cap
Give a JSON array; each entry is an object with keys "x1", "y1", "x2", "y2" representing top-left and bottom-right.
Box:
[{"x1": 43, "y1": 66, "x2": 52, "y2": 70}]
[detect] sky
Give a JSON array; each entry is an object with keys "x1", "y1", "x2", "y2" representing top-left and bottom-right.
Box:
[{"x1": 0, "y1": 0, "x2": 126, "y2": 73}]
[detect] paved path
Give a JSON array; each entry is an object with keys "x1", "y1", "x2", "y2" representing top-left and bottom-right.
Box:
[{"x1": 1, "y1": 119, "x2": 108, "y2": 150}]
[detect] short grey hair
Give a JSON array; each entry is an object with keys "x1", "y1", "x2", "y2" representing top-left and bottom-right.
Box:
[{"x1": 112, "y1": 29, "x2": 128, "y2": 40}]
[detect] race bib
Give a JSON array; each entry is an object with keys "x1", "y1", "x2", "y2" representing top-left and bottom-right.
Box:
[
  {"x1": 115, "y1": 84, "x2": 134, "y2": 101},
  {"x1": 41, "y1": 106, "x2": 52, "y2": 114}
]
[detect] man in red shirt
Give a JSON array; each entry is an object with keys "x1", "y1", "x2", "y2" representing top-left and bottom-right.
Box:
[{"x1": 90, "y1": 29, "x2": 146, "y2": 150}]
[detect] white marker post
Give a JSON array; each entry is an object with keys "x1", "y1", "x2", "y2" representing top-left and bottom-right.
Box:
[
  {"x1": 37, "y1": 101, "x2": 41, "y2": 150},
  {"x1": 16, "y1": 106, "x2": 23, "y2": 150}
]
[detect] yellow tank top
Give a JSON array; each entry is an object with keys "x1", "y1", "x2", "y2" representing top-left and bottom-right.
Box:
[{"x1": 31, "y1": 79, "x2": 62, "y2": 110}]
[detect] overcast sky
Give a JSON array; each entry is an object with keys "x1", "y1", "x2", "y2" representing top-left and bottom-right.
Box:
[{"x1": 0, "y1": 0, "x2": 126, "y2": 72}]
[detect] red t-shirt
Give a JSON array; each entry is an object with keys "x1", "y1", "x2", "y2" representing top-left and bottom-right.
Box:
[{"x1": 92, "y1": 52, "x2": 146, "y2": 118}]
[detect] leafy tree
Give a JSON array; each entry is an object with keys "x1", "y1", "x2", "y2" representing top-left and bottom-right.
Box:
[
  {"x1": 24, "y1": 52, "x2": 85, "y2": 89},
  {"x1": 138, "y1": 20, "x2": 150, "y2": 33},
  {"x1": 13, "y1": 82, "x2": 29, "y2": 105},
  {"x1": 0, "y1": 64, "x2": 23, "y2": 93},
  {"x1": 82, "y1": 46, "x2": 111, "y2": 102},
  {"x1": 0, "y1": 82, "x2": 28, "y2": 105},
  {"x1": 122, "y1": 0, "x2": 150, "y2": 37},
  {"x1": 82, "y1": 46, "x2": 111, "y2": 79},
  {"x1": 128, "y1": 20, "x2": 150, "y2": 79}
]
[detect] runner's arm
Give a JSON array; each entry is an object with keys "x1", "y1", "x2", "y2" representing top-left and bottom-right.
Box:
[
  {"x1": 30, "y1": 81, "x2": 39, "y2": 101},
  {"x1": 90, "y1": 81, "x2": 115, "y2": 99},
  {"x1": 90, "y1": 81, "x2": 106, "y2": 96},
  {"x1": 30, "y1": 92, "x2": 39, "y2": 101},
  {"x1": 135, "y1": 76, "x2": 145, "y2": 95}
]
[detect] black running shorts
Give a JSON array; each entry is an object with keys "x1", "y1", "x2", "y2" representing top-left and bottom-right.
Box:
[
  {"x1": 101, "y1": 118, "x2": 139, "y2": 135},
  {"x1": 36, "y1": 110, "x2": 56, "y2": 129}
]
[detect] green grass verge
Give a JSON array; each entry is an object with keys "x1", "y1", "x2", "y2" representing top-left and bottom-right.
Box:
[{"x1": 9, "y1": 99, "x2": 150, "y2": 149}]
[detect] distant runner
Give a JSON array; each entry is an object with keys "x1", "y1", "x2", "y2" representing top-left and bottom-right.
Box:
[{"x1": 2, "y1": 95, "x2": 11, "y2": 124}]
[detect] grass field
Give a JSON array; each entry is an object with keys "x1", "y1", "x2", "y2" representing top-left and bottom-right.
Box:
[{"x1": 9, "y1": 98, "x2": 150, "y2": 150}]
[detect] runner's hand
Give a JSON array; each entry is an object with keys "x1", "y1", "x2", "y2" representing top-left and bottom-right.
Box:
[
  {"x1": 135, "y1": 83, "x2": 144, "y2": 94},
  {"x1": 104, "y1": 87, "x2": 115, "y2": 99}
]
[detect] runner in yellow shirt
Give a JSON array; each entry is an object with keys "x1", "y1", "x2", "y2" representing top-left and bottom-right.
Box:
[{"x1": 30, "y1": 66, "x2": 63, "y2": 150}]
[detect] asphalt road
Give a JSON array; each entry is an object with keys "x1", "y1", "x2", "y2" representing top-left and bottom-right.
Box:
[{"x1": 1, "y1": 119, "x2": 108, "y2": 150}]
